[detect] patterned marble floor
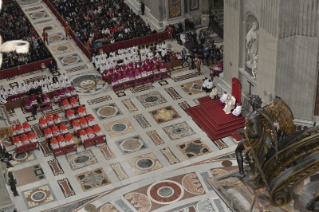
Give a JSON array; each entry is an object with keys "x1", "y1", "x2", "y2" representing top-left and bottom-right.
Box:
[{"x1": 4, "y1": 1, "x2": 235, "y2": 212}]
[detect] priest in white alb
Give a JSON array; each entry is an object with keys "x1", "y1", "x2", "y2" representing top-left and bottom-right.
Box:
[
  {"x1": 210, "y1": 86, "x2": 218, "y2": 99},
  {"x1": 223, "y1": 96, "x2": 233, "y2": 114},
  {"x1": 219, "y1": 91, "x2": 228, "y2": 106},
  {"x1": 232, "y1": 103, "x2": 242, "y2": 118}
]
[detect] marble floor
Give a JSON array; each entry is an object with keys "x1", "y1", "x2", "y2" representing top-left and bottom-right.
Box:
[{"x1": 2, "y1": 1, "x2": 239, "y2": 212}]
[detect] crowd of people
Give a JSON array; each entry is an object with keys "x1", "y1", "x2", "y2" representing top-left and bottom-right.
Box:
[
  {"x1": 0, "y1": 2, "x2": 52, "y2": 70},
  {"x1": 0, "y1": 72, "x2": 71, "y2": 104},
  {"x1": 50, "y1": 0, "x2": 157, "y2": 48}
]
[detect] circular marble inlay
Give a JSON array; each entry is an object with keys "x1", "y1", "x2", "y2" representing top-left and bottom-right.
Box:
[
  {"x1": 157, "y1": 186, "x2": 174, "y2": 197},
  {"x1": 147, "y1": 180, "x2": 184, "y2": 204},
  {"x1": 62, "y1": 55, "x2": 79, "y2": 65},
  {"x1": 14, "y1": 152, "x2": 28, "y2": 160},
  {"x1": 31, "y1": 12, "x2": 45, "y2": 19},
  {"x1": 97, "y1": 106, "x2": 118, "y2": 118},
  {"x1": 145, "y1": 96, "x2": 159, "y2": 102},
  {"x1": 74, "y1": 155, "x2": 90, "y2": 164},
  {"x1": 71, "y1": 74, "x2": 108, "y2": 95},
  {"x1": 49, "y1": 34, "x2": 63, "y2": 42},
  {"x1": 136, "y1": 158, "x2": 154, "y2": 169},
  {"x1": 222, "y1": 160, "x2": 233, "y2": 167},
  {"x1": 31, "y1": 191, "x2": 47, "y2": 201},
  {"x1": 172, "y1": 127, "x2": 186, "y2": 134},
  {"x1": 120, "y1": 139, "x2": 143, "y2": 152},
  {"x1": 111, "y1": 123, "x2": 127, "y2": 132},
  {"x1": 43, "y1": 26, "x2": 53, "y2": 31},
  {"x1": 56, "y1": 45, "x2": 69, "y2": 52}
]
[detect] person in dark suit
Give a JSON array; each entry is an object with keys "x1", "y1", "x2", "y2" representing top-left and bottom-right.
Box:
[
  {"x1": 178, "y1": 22, "x2": 183, "y2": 33},
  {"x1": 185, "y1": 18, "x2": 190, "y2": 31},
  {"x1": 141, "y1": 2, "x2": 145, "y2": 15},
  {"x1": 208, "y1": 12, "x2": 215, "y2": 28},
  {"x1": 181, "y1": 48, "x2": 187, "y2": 60}
]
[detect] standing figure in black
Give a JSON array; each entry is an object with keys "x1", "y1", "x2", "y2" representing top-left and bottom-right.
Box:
[
  {"x1": 208, "y1": 12, "x2": 214, "y2": 29},
  {"x1": 185, "y1": 18, "x2": 190, "y2": 31},
  {"x1": 141, "y1": 2, "x2": 145, "y2": 15}
]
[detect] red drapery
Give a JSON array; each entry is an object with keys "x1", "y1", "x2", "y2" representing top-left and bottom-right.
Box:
[
  {"x1": 232, "y1": 77, "x2": 242, "y2": 105},
  {"x1": 42, "y1": 0, "x2": 168, "y2": 61},
  {"x1": 0, "y1": 58, "x2": 54, "y2": 79}
]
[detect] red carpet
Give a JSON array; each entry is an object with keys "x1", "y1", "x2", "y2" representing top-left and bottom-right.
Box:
[{"x1": 186, "y1": 96, "x2": 245, "y2": 141}]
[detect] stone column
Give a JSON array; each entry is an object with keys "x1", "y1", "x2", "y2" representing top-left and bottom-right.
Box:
[{"x1": 201, "y1": 0, "x2": 210, "y2": 26}]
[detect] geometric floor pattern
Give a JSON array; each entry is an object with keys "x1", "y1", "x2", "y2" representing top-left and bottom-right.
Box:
[{"x1": 7, "y1": 2, "x2": 232, "y2": 211}]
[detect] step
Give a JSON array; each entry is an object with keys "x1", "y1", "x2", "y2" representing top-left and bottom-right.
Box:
[{"x1": 191, "y1": 106, "x2": 245, "y2": 135}]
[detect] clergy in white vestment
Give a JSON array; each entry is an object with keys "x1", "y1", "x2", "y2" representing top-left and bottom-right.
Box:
[
  {"x1": 8, "y1": 88, "x2": 17, "y2": 96},
  {"x1": 223, "y1": 96, "x2": 234, "y2": 114},
  {"x1": 162, "y1": 42, "x2": 167, "y2": 49},
  {"x1": 219, "y1": 91, "x2": 228, "y2": 105},
  {"x1": 20, "y1": 83, "x2": 28, "y2": 93},
  {"x1": 42, "y1": 84, "x2": 49, "y2": 93},
  {"x1": 180, "y1": 33, "x2": 186, "y2": 44},
  {"x1": 206, "y1": 80, "x2": 213, "y2": 92},
  {"x1": 210, "y1": 86, "x2": 218, "y2": 99},
  {"x1": 65, "y1": 79, "x2": 72, "y2": 87},
  {"x1": 0, "y1": 95, "x2": 7, "y2": 104},
  {"x1": 232, "y1": 103, "x2": 242, "y2": 118},
  {"x1": 202, "y1": 77, "x2": 209, "y2": 89}
]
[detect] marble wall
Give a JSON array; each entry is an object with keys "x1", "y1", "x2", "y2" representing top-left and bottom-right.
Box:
[{"x1": 222, "y1": 0, "x2": 319, "y2": 122}]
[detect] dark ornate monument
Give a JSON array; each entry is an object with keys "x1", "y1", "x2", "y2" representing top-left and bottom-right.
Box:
[{"x1": 208, "y1": 95, "x2": 319, "y2": 212}]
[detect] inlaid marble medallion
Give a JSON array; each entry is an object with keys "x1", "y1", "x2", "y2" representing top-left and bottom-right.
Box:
[
  {"x1": 149, "y1": 106, "x2": 181, "y2": 124},
  {"x1": 57, "y1": 54, "x2": 83, "y2": 67},
  {"x1": 93, "y1": 103, "x2": 122, "y2": 120},
  {"x1": 115, "y1": 135, "x2": 148, "y2": 155},
  {"x1": 36, "y1": 23, "x2": 59, "y2": 33},
  {"x1": 136, "y1": 91, "x2": 167, "y2": 108},
  {"x1": 21, "y1": 185, "x2": 55, "y2": 209},
  {"x1": 180, "y1": 79, "x2": 205, "y2": 96},
  {"x1": 28, "y1": 10, "x2": 48, "y2": 20},
  {"x1": 76, "y1": 168, "x2": 111, "y2": 192},
  {"x1": 67, "y1": 150, "x2": 98, "y2": 170},
  {"x1": 103, "y1": 118, "x2": 135, "y2": 137},
  {"x1": 177, "y1": 138, "x2": 212, "y2": 159},
  {"x1": 70, "y1": 73, "x2": 108, "y2": 95},
  {"x1": 128, "y1": 152, "x2": 163, "y2": 175},
  {"x1": 50, "y1": 42, "x2": 74, "y2": 55},
  {"x1": 163, "y1": 121, "x2": 196, "y2": 140}
]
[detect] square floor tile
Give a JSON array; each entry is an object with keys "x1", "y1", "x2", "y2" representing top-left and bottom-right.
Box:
[
  {"x1": 103, "y1": 118, "x2": 135, "y2": 138},
  {"x1": 149, "y1": 105, "x2": 181, "y2": 124},
  {"x1": 177, "y1": 138, "x2": 212, "y2": 159},
  {"x1": 67, "y1": 150, "x2": 98, "y2": 170},
  {"x1": 93, "y1": 103, "x2": 123, "y2": 120},
  {"x1": 115, "y1": 135, "x2": 148, "y2": 155},
  {"x1": 21, "y1": 184, "x2": 56, "y2": 209},
  {"x1": 136, "y1": 91, "x2": 167, "y2": 108},
  {"x1": 180, "y1": 79, "x2": 205, "y2": 96},
  {"x1": 163, "y1": 121, "x2": 196, "y2": 140},
  {"x1": 128, "y1": 152, "x2": 163, "y2": 175},
  {"x1": 76, "y1": 168, "x2": 111, "y2": 192}
]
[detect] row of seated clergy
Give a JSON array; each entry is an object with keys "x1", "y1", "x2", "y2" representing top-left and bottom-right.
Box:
[
  {"x1": 66, "y1": 105, "x2": 87, "y2": 120},
  {"x1": 62, "y1": 96, "x2": 79, "y2": 110},
  {"x1": 12, "y1": 121, "x2": 31, "y2": 136},
  {"x1": 72, "y1": 114, "x2": 96, "y2": 130},
  {"x1": 53, "y1": 87, "x2": 76, "y2": 103},
  {"x1": 79, "y1": 125, "x2": 103, "y2": 142},
  {"x1": 92, "y1": 42, "x2": 168, "y2": 67},
  {"x1": 39, "y1": 113, "x2": 61, "y2": 129},
  {"x1": 44, "y1": 123, "x2": 69, "y2": 138},
  {"x1": 25, "y1": 94, "x2": 51, "y2": 112},
  {"x1": 98, "y1": 55, "x2": 161, "y2": 74},
  {"x1": 219, "y1": 91, "x2": 242, "y2": 117},
  {"x1": 12, "y1": 132, "x2": 37, "y2": 147},
  {"x1": 50, "y1": 134, "x2": 75, "y2": 150},
  {"x1": 109, "y1": 64, "x2": 167, "y2": 86}
]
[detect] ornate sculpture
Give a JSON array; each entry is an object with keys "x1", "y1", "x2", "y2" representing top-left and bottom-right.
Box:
[
  {"x1": 307, "y1": 185, "x2": 319, "y2": 212},
  {"x1": 234, "y1": 95, "x2": 319, "y2": 208},
  {"x1": 246, "y1": 21, "x2": 258, "y2": 70},
  {"x1": 0, "y1": 0, "x2": 30, "y2": 69},
  {"x1": 252, "y1": 55, "x2": 258, "y2": 79}
]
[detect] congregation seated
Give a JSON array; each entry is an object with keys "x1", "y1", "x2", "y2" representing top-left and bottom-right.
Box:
[
  {"x1": 0, "y1": 2, "x2": 52, "y2": 71},
  {"x1": 50, "y1": 0, "x2": 153, "y2": 48},
  {"x1": 223, "y1": 95, "x2": 236, "y2": 114},
  {"x1": 232, "y1": 103, "x2": 242, "y2": 118}
]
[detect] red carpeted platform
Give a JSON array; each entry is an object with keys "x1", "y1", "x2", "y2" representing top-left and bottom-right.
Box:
[{"x1": 186, "y1": 96, "x2": 245, "y2": 141}]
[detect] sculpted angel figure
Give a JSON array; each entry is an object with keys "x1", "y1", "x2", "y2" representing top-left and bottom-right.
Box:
[{"x1": 246, "y1": 21, "x2": 258, "y2": 69}]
